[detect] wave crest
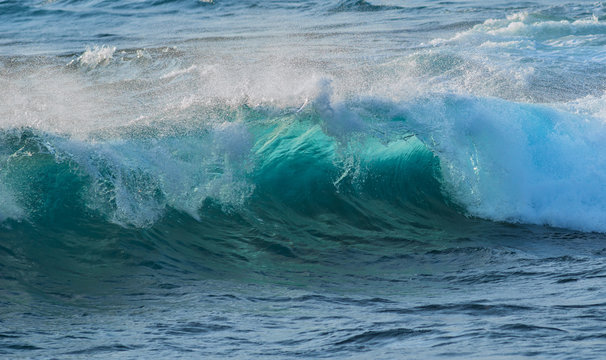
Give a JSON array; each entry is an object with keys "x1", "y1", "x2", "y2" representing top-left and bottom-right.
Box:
[{"x1": 2, "y1": 88, "x2": 606, "y2": 232}]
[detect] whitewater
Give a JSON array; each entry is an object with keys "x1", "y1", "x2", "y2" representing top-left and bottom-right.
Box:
[{"x1": 2, "y1": 1, "x2": 606, "y2": 359}]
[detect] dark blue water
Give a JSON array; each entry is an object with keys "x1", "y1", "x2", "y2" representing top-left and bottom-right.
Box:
[{"x1": 2, "y1": 0, "x2": 606, "y2": 358}]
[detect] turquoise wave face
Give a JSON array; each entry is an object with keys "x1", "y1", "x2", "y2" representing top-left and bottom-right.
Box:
[
  {"x1": 1, "y1": 0, "x2": 606, "y2": 305},
  {"x1": 4, "y1": 91, "x2": 606, "y2": 302},
  {"x1": 0, "y1": 95, "x2": 456, "y2": 298},
  {"x1": 0, "y1": 102, "x2": 448, "y2": 228},
  {"x1": 2, "y1": 91, "x2": 606, "y2": 233}
]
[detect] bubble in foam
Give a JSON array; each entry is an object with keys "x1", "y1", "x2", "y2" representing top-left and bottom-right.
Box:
[
  {"x1": 564, "y1": 91, "x2": 606, "y2": 121},
  {"x1": 70, "y1": 45, "x2": 116, "y2": 68}
]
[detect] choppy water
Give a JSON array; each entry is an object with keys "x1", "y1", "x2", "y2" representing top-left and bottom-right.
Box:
[{"x1": 2, "y1": 0, "x2": 606, "y2": 358}]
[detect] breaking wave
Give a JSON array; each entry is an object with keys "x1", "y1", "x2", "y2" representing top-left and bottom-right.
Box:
[{"x1": 2, "y1": 86, "x2": 605, "y2": 233}]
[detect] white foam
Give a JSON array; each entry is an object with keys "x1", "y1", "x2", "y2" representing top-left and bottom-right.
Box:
[
  {"x1": 313, "y1": 80, "x2": 367, "y2": 140},
  {"x1": 404, "y1": 94, "x2": 606, "y2": 232},
  {"x1": 564, "y1": 92, "x2": 606, "y2": 121},
  {"x1": 420, "y1": 10, "x2": 606, "y2": 103},
  {"x1": 71, "y1": 45, "x2": 116, "y2": 68},
  {"x1": 433, "y1": 11, "x2": 606, "y2": 47},
  {"x1": 160, "y1": 65, "x2": 198, "y2": 80},
  {"x1": 46, "y1": 119, "x2": 256, "y2": 227}
]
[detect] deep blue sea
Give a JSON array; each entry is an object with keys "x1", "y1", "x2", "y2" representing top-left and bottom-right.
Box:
[{"x1": 2, "y1": 0, "x2": 606, "y2": 358}]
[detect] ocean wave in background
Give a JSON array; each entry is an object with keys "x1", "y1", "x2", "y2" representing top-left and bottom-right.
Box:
[{"x1": 2, "y1": 1, "x2": 606, "y2": 359}]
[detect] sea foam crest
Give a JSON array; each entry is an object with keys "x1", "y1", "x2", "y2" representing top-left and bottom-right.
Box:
[
  {"x1": 71, "y1": 45, "x2": 116, "y2": 68},
  {"x1": 430, "y1": 11, "x2": 606, "y2": 47},
  {"x1": 419, "y1": 10, "x2": 606, "y2": 102},
  {"x1": 404, "y1": 94, "x2": 606, "y2": 232},
  {"x1": 53, "y1": 121, "x2": 255, "y2": 227}
]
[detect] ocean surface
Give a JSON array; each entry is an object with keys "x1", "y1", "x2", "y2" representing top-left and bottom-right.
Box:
[{"x1": 2, "y1": 0, "x2": 606, "y2": 358}]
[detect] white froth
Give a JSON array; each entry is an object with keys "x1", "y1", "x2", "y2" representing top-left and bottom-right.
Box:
[
  {"x1": 314, "y1": 80, "x2": 367, "y2": 140},
  {"x1": 404, "y1": 95, "x2": 606, "y2": 232},
  {"x1": 49, "y1": 122, "x2": 255, "y2": 227},
  {"x1": 435, "y1": 11, "x2": 606, "y2": 47},
  {"x1": 565, "y1": 92, "x2": 606, "y2": 121},
  {"x1": 72, "y1": 45, "x2": 116, "y2": 68}
]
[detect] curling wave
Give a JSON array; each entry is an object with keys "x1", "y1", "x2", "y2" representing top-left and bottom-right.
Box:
[{"x1": 2, "y1": 88, "x2": 605, "y2": 233}]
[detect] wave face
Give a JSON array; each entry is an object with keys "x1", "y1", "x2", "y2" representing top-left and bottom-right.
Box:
[
  {"x1": 3, "y1": 2, "x2": 606, "y2": 359},
  {"x1": 3, "y1": 86, "x2": 606, "y2": 298},
  {"x1": 2, "y1": 85, "x2": 606, "y2": 232},
  {"x1": 0, "y1": 88, "x2": 452, "y2": 229}
]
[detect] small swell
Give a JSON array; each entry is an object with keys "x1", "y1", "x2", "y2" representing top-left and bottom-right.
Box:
[
  {"x1": 335, "y1": 328, "x2": 432, "y2": 345},
  {"x1": 328, "y1": 0, "x2": 402, "y2": 13}
]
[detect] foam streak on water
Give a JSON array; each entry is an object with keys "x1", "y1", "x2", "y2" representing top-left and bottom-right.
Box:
[{"x1": 1, "y1": 1, "x2": 606, "y2": 359}]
